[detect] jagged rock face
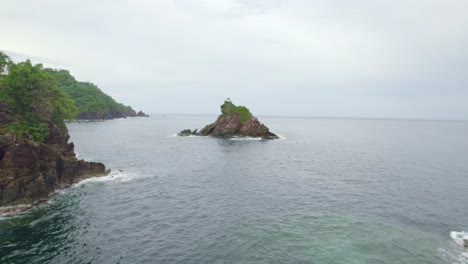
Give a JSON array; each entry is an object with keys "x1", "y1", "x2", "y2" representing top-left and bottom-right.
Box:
[
  {"x1": 0, "y1": 105, "x2": 108, "y2": 206},
  {"x1": 0, "y1": 136, "x2": 108, "y2": 206},
  {"x1": 199, "y1": 114, "x2": 278, "y2": 139}
]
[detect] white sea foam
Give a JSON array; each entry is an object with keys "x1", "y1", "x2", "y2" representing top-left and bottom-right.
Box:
[
  {"x1": 171, "y1": 134, "x2": 200, "y2": 138},
  {"x1": 437, "y1": 231, "x2": 468, "y2": 264},
  {"x1": 75, "y1": 170, "x2": 134, "y2": 187},
  {"x1": 437, "y1": 247, "x2": 468, "y2": 264},
  {"x1": 0, "y1": 204, "x2": 32, "y2": 219},
  {"x1": 229, "y1": 135, "x2": 286, "y2": 140},
  {"x1": 0, "y1": 171, "x2": 136, "y2": 219},
  {"x1": 451, "y1": 231, "x2": 468, "y2": 247},
  {"x1": 228, "y1": 136, "x2": 263, "y2": 141}
]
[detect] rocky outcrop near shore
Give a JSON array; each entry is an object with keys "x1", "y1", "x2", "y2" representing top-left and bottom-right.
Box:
[
  {"x1": 0, "y1": 106, "x2": 108, "y2": 207},
  {"x1": 136, "y1": 111, "x2": 149, "y2": 117},
  {"x1": 180, "y1": 99, "x2": 278, "y2": 139}
]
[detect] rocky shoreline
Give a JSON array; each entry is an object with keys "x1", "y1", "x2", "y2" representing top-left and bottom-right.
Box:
[
  {"x1": 0, "y1": 105, "x2": 110, "y2": 210},
  {"x1": 0, "y1": 169, "x2": 109, "y2": 216}
]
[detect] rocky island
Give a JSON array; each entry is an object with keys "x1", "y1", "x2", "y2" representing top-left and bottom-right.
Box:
[
  {"x1": 179, "y1": 99, "x2": 278, "y2": 139},
  {"x1": 0, "y1": 52, "x2": 112, "y2": 211}
]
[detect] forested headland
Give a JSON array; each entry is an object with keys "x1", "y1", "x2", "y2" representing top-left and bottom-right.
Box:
[
  {"x1": 0, "y1": 51, "x2": 118, "y2": 207},
  {"x1": 0, "y1": 51, "x2": 147, "y2": 142}
]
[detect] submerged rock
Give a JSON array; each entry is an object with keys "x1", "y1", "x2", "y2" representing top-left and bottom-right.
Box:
[{"x1": 182, "y1": 99, "x2": 278, "y2": 139}]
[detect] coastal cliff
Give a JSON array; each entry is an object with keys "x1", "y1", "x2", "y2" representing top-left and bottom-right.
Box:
[
  {"x1": 0, "y1": 52, "x2": 108, "y2": 208},
  {"x1": 180, "y1": 99, "x2": 278, "y2": 139},
  {"x1": 0, "y1": 102, "x2": 108, "y2": 207}
]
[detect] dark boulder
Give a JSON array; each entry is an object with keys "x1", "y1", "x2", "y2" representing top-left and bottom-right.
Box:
[{"x1": 0, "y1": 138, "x2": 108, "y2": 206}]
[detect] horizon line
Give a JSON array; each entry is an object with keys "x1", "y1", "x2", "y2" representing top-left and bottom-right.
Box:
[{"x1": 146, "y1": 113, "x2": 468, "y2": 122}]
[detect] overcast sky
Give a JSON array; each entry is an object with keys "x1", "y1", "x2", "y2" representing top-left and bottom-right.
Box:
[{"x1": 1, "y1": 0, "x2": 468, "y2": 119}]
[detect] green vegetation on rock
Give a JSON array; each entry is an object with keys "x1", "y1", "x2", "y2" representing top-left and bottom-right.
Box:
[
  {"x1": 0, "y1": 50, "x2": 138, "y2": 142},
  {"x1": 0, "y1": 51, "x2": 111, "y2": 207},
  {"x1": 0, "y1": 52, "x2": 9, "y2": 76},
  {"x1": 45, "y1": 69, "x2": 132, "y2": 118},
  {"x1": 220, "y1": 99, "x2": 252, "y2": 122},
  {"x1": 0, "y1": 54, "x2": 78, "y2": 141}
]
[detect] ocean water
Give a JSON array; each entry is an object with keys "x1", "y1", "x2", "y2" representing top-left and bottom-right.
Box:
[{"x1": 1, "y1": 115, "x2": 468, "y2": 264}]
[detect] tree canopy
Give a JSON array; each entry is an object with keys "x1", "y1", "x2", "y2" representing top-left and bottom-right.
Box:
[
  {"x1": 0, "y1": 51, "x2": 136, "y2": 141},
  {"x1": 0, "y1": 51, "x2": 9, "y2": 76},
  {"x1": 0, "y1": 55, "x2": 78, "y2": 141},
  {"x1": 45, "y1": 69, "x2": 130, "y2": 116}
]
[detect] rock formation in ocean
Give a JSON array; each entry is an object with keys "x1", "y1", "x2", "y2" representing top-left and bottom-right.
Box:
[
  {"x1": 136, "y1": 111, "x2": 150, "y2": 117},
  {"x1": 178, "y1": 129, "x2": 198, "y2": 136},
  {"x1": 0, "y1": 102, "x2": 108, "y2": 207},
  {"x1": 180, "y1": 99, "x2": 278, "y2": 139}
]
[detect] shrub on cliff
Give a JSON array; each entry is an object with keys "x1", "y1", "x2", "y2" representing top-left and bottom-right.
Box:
[{"x1": 220, "y1": 99, "x2": 252, "y2": 122}]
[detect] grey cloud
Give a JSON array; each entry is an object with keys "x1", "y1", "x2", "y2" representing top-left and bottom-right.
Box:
[{"x1": 1, "y1": 0, "x2": 467, "y2": 119}]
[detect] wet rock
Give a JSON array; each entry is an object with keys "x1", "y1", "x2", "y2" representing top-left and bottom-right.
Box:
[
  {"x1": 178, "y1": 129, "x2": 197, "y2": 136},
  {"x1": 0, "y1": 139, "x2": 108, "y2": 206},
  {"x1": 0, "y1": 102, "x2": 108, "y2": 207}
]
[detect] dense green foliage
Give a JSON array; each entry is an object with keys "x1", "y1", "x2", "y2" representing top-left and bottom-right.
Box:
[
  {"x1": 0, "y1": 50, "x2": 136, "y2": 141},
  {"x1": 45, "y1": 69, "x2": 129, "y2": 116},
  {"x1": 220, "y1": 99, "x2": 252, "y2": 121},
  {"x1": 0, "y1": 51, "x2": 136, "y2": 142},
  {"x1": 0, "y1": 52, "x2": 78, "y2": 142},
  {"x1": 0, "y1": 52, "x2": 9, "y2": 76}
]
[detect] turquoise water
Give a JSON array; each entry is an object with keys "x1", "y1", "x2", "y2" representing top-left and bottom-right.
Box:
[{"x1": 1, "y1": 116, "x2": 468, "y2": 263}]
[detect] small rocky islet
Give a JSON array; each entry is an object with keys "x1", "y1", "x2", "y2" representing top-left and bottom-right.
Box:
[{"x1": 179, "y1": 99, "x2": 278, "y2": 139}]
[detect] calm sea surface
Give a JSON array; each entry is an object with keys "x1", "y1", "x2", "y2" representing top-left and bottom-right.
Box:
[{"x1": 1, "y1": 115, "x2": 468, "y2": 264}]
